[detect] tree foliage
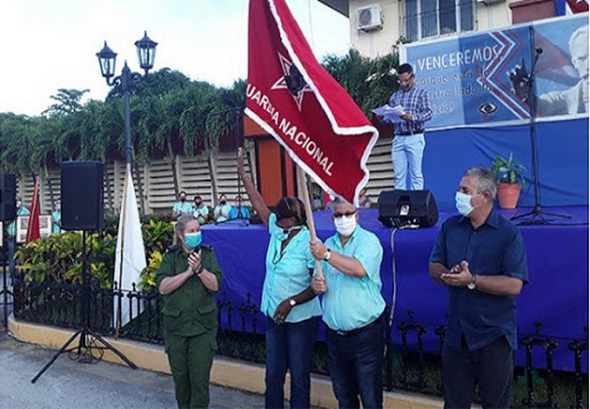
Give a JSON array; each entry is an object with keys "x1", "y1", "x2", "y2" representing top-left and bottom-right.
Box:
[{"x1": 0, "y1": 49, "x2": 401, "y2": 174}]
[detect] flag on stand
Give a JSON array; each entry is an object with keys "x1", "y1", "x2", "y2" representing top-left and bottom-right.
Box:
[
  {"x1": 245, "y1": 0, "x2": 379, "y2": 206},
  {"x1": 25, "y1": 177, "x2": 40, "y2": 243},
  {"x1": 113, "y1": 165, "x2": 146, "y2": 329}
]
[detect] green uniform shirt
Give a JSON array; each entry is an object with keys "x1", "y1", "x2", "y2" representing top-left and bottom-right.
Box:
[{"x1": 156, "y1": 245, "x2": 223, "y2": 337}]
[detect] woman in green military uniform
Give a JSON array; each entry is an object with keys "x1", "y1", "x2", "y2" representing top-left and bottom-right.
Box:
[{"x1": 156, "y1": 214, "x2": 223, "y2": 409}]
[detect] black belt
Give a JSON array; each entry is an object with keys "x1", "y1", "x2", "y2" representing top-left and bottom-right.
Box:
[
  {"x1": 397, "y1": 130, "x2": 424, "y2": 136},
  {"x1": 331, "y1": 313, "x2": 384, "y2": 337}
]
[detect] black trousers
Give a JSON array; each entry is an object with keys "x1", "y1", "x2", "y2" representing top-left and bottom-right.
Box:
[{"x1": 442, "y1": 336, "x2": 514, "y2": 409}]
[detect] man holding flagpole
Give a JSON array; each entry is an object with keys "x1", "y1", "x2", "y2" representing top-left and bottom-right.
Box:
[
  {"x1": 246, "y1": 1, "x2": 381, "y2": 405},
  {"x1": 310, "y1": 198, "x2": 386, "y2": 408}
]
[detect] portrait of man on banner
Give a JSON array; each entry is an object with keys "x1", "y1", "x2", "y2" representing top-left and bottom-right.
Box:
[{"x1": 528, "y1": 22, "x2": 588, "y2": 117}]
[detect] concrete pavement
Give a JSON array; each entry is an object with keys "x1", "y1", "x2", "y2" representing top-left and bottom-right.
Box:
[{"x1": 0, "y1": 328, "x2": 268, "y2": 409}]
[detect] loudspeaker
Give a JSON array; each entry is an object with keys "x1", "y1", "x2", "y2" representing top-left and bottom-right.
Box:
[
  {"x1": 61, "y1": 161, "x2": 104, "y2": 231},
  {"x1": 0, "y1": 172, "x2": 17, "y2": 222},
  {"x1": 378, "y1": 190, "x2": 439, "y2": 228}
]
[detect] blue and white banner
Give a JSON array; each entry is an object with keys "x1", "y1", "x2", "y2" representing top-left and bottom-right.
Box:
[{"x1": 401, "y1": 14, "x2": 588, "y2": 130}]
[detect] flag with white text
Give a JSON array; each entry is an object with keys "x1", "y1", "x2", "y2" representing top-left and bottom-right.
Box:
[
  {"x1": 114, "y1": 165, "x2": 146, "y2": 328},
  {"x1": 246, "y1": 0, "x2": 378, "y2": 205}
]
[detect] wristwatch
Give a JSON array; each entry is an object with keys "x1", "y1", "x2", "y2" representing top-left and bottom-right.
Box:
[
  {"x1": 289, "y1": 298, "x2": 297, "y2": 307},
  {"x1": 323, "y1": 249, "x2": 332, "y2": 261},
  {"x1": 467, "y1": 274, "x2": 477, "y2": 290}
]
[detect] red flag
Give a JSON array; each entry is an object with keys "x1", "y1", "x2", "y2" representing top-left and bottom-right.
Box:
[
  {"x1": 246, "y1": 0, "x2": 378, "y2": 206},
  {"x1": 26, "y1": 177, "x2": 40, "y2": 243}
]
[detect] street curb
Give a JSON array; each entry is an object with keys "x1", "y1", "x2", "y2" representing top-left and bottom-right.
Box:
[{"x1": 8, "y1": 315, "x2": 443, "y2": 409}]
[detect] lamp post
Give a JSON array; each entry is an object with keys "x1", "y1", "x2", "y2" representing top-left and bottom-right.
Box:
[{"x1": 96, "y1": 31, "x2": 158, "y2": 166}]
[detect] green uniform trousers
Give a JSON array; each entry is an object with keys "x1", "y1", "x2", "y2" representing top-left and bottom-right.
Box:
[{"x1": 165, "y1": 329, "x2": 217, "y2": 409}]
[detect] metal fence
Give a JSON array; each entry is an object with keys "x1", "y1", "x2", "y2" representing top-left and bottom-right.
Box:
[{"x1": 6, "y1": 277, "x2": 588, "y2": 408}]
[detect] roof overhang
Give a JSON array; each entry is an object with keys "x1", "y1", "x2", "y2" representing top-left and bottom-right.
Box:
[{"x1": 317, "y1": 0, "x2": 349, "y2": 17}]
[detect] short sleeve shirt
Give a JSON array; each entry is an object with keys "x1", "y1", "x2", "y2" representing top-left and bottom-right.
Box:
[
  {"x1": 214, "y1": 204, "x2": 232, "y2": 222},
  {"x1": 429, "y1": 210, "x2": 529, "y2": 351},
  {"x1": 193, "y1": 205, "x2": 209, "y2": 222},
  {"x1": 173, "y1": 201, "x2": 192, "y2": 215},
  {"x1": 321, "y1": 226, "x2": 386, "y2": 331}
]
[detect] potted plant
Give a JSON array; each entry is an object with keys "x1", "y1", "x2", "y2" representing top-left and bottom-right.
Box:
[{"x1": 490, "y1": 152, "x2": 526, "y2": 209}]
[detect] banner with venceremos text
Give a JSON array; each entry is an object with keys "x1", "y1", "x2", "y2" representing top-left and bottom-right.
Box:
[{"x1": 401, "y1": 13, "x2": 588, "y2": 129}]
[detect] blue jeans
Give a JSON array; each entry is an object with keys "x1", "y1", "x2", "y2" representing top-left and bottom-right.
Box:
[
  {"x1": 265, "y1": 315, "x2": 320, "y2": 409},
  {"x1": 443, "y1": 336, "x2": 514, "y2": 409},
  {"x1": 7, "y1": 236, "x2": 16, "y2": 278},
  {"x1": 391, "y1": 133, "x2": 425, "y2": 190},
  {"x1": 326, "y1": 315, "x2": 385, "y2": 409}
]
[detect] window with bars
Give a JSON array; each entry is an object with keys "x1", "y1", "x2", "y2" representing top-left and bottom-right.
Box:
[{"x1": 405, "y1": 0, "x2": 474, "y2": 41}]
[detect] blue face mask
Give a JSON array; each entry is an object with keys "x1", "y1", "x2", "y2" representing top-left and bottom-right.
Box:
[
  {"x1": 455, "y1": 192, "x2": 474, "y2": 216},
  {"x1": 184, "y1": 232, "x2": 202, "y2": 249}
]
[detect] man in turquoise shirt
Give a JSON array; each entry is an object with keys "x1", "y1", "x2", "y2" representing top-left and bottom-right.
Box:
[{"x1": 311, "y1": 198, "x2": 386, "y2": 409}]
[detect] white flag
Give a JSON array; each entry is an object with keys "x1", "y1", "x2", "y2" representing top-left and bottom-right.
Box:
[{"x1": 114, "y1": 165, "x2": 147, "y2": 329}]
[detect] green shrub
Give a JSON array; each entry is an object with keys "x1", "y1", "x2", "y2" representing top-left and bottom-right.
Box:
[{"x1": 15, "y1": 214, "x2": 174, "y2": 291}]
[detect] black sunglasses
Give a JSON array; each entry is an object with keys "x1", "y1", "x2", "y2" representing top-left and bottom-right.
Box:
[{"x1": 333, "y1": 210, "x2": 357, "y2": 219}]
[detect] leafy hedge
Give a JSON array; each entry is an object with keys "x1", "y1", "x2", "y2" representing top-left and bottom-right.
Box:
[{"x1": 15, "y1": 214, "x2": 175, "y2": 292}]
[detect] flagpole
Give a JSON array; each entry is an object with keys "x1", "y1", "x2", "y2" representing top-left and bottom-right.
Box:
[
  {"x1": 115, "y1": 164, "x2": 131, "y2": 337},
  {"x1": 296, "y1": 166, "x2": 324, "y2": 279}
]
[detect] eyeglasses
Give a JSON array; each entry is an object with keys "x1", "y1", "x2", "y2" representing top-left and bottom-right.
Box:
[
  {"x1": 333, "y1": 210, "x2": 357, "y2": 219},
  {"x1": 397, "y1": 75, "x2": 414, "y2": 84}
]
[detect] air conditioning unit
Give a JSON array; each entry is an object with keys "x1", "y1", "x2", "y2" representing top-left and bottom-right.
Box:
[
  {"x1": 477, "y1": 0, "x2": 505, "y2": 5},
  {"x1": 356, "y1": 4, "x2": 383, "y2": 32}
]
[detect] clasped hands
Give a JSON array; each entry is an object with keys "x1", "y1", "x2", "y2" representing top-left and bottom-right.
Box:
[
  {"x1": 440, "y1": 260, "x2": 472, "y2": 287},
  {"x1": 187, "y1": 249, "x2": 203, "y2": 275}
]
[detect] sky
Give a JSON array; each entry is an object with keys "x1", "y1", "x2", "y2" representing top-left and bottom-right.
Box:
[{"x1": 0, "y1": 0, "x2": 350, "y2": 117}]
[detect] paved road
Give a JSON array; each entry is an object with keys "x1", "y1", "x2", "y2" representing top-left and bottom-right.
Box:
[{"x1": 0, "y1": 329, "x2": 268, "y2": 409}]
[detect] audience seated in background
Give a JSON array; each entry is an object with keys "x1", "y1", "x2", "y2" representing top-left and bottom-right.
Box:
[
  {"x1": 229, "y1": 195, "x2": 251, "y2": 220},
  {"x1": 172, "y1": 191, "x2": 193, "y2": 219},
  {"x1": 193, "y1": 195, "x2": 210, "y2": 224},
  {"x1": 358, "y1": 188, "x2": 372, "y2": 208},
  {"x1": 213, "y1": 194, "x2": 231, "y2": 223}
]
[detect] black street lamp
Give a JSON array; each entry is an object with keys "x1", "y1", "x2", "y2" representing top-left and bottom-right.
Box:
[{"x1": 96, "y1": 31, "x2": 158, "y2": 166}]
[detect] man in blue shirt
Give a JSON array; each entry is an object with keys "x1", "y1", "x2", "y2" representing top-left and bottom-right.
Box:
[
  {"x1": 386, "y1": 63, "x2": 432, "y2": 190},
  {"x1": 310, "y1": 198, "x2": 385, "y2": 409},
  {"x1": 429, "y1": 167, "x2": 529, "y2": 409}
]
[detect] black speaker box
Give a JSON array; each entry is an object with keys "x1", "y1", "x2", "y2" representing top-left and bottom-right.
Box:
[
  {"x1": 61, "y1": 161, "x2": 104, "y2": 231},
  {"x1": 0, "y1": 172, "x2": 17, "y2": 222},
  {"x1": 378, "y1": 190, "x2": 439, "y2": 228}
]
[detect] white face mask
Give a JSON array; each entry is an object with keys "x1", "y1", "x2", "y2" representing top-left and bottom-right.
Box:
[
  {"x1": 455, "y1": 192, "x2": 474, "y2": 216},
  {"x1": 334, "y1": 214, "x2": 357, "y2": 237}
]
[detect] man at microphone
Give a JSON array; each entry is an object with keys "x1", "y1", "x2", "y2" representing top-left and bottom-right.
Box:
[{"x1": 384, "y1": 63, "x2": 433, "y2": 191}]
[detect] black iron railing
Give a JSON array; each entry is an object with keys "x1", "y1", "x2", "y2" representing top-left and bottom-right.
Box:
[{"x1": 7, "y1": 278, "x2": 588, "y2": 408}]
